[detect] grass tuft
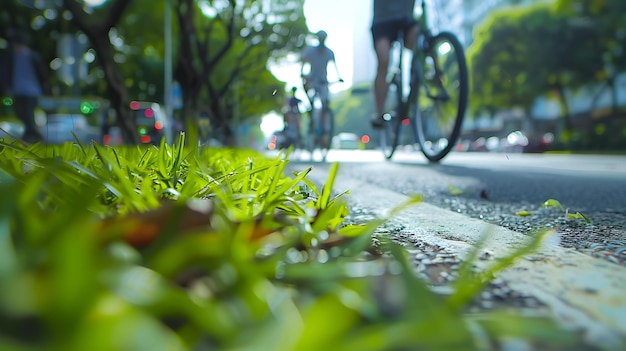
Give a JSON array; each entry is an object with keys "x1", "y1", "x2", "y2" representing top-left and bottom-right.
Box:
[{"x1": 0, "y1": 135, "x2": 583, "y2": 350}]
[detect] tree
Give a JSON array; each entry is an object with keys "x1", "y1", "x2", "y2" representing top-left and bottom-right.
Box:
[
  {"x1": 173, "y1": 0, "x2": 308, "y2": 146},
  {"x1": 0, "y1": 1, "x2": 71, "y2": 96},
  {"x1": 4, "y1": 0, "x2": 309, "y2": 146},
  {"x1": 467, "y1": 4, "x2": 603, "y2": 133},
  {"x1": 63, "y1": 0, "x2": 140, "y2": 143},
  {"x1": 554, "y1": 0, "x2": 626, "y2": 115}
]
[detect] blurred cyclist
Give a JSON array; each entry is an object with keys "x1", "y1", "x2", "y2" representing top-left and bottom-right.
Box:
[
  {"x1": 300, "y1": 30, "x2": 343, "y2": 113},
  {"x1": 370, "y1": 0, "x2": 418, "y2": 129},
  {"x1": 282, "y1": 86, "x2": 302, "y2": 149}
]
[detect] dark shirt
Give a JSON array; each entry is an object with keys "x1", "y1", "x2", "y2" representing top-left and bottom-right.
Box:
[{"x1": 372, "y1": 0, "x2": 416, "y2": 24}]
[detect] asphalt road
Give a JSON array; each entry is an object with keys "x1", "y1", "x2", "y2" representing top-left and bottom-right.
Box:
[
  {"x1": 284, "y1": 149, "x2": 626, "y2": 262},
  {"x1": 281, "y1": 149, "x2": 626, "y2": 347},
  {"x1": 290, "y1": 149, "x2": 626, "y2": 213}
]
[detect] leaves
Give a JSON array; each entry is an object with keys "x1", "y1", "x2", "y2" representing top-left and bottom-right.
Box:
[
  {"x1": 467, "y1": 3, "x2": 605, "y2": 115},
  {"x1": 449, "y1": 184, "x2": 464, "y2": 196},
  {"x1": 543, "y1": 198, "x2": 590, "y2": 223}
]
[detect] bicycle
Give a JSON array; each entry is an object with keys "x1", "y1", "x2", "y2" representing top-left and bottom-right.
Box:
[
  {"x1": 378, "y1": 0, "x2": 468, "y2": 162},
  {"x1": 302, "y1": 78, "x2": 339, "y2": 162}
]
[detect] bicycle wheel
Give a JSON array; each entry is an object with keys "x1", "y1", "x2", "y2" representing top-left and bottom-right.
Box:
[
  {"x1": 412, "y1": 31, "x2": 468, "y2": 162},
  {"x1": 319, "y1": 107, "x2": 334, "y2": 162},
  {"x1": 304, "y1": 109, "x2": 316, "y2": 159},
  {"x1": 379, "y1": 78, "x2": 403, "y2": 159}
]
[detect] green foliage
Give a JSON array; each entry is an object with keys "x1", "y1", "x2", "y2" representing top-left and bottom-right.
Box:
[
  {"x1": 0, "y1": 136, "x2": 578, "y2": 350},
  {"x1": 174, "y1": 0, "x2": 310, "y2": 141},
  {"x1": 515, "y1": 198, "x2": 589, "y2": 222},
  {"x1": 448, "y1": 184, "x2": 464, "y2": 196},
  {"x1": 467, "y1": 3, "x2": 604, "y2": 115},
  {"x1": 555, "y1": 0, "x2": 626, "y2": 74},
  {"x1": 542, "y1": 198, "x2": 591, "y2": 223}
]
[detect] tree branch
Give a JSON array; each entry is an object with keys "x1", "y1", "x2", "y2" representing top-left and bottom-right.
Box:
[{"x1": 207, "y1": 0, "x2": 236, "y2": 70}]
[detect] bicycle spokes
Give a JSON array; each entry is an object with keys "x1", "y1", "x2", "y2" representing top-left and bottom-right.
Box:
[{"x1": 414, "y1": 32, "x2": 468, "y2": 162}]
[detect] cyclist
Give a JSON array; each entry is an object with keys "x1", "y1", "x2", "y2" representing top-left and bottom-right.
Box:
[
  {"x1": 370, "y1": 0, "x2": 418, "y2": 129},
  {"x1": 282, "y1": 86, "x2": 302, "y2": 149},
  {"x1": 300, "y1": 30, "x2": 343, "y2": 114}
]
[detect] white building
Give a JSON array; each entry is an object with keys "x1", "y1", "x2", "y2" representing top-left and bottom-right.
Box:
[{"x1": 351, "y1": 3, "x2": 376, "y2": 85}]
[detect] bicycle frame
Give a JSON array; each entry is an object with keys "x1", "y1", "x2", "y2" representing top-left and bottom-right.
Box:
[
  {"x1": 387, "y1": 0, "x2": 432, "y2": 123},
  {"x1": 380, "y1": 0, "x2": 468, "y2": 162}
]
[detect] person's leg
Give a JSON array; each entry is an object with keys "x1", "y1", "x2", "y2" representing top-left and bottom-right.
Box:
[
  {"x1": 404, "y1": 22, "x2": 419, "y2": 51},
  {"x1": 373, "y1": 37, "x2": 391, "y2": 120},
  {"x1": 318, "y1": 83, "x2": 330, "y2": 121},
  {"x1": 14, "y1": 95, "x2": 42, "y2": 142}
]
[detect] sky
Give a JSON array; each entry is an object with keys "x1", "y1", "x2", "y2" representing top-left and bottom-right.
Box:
[{"x1": 262, "y1": 0, "x2": 371, "y2": 136}]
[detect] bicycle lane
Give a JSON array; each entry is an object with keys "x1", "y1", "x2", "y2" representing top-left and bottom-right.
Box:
[{"x1": 302, "y1": 164, "x2": 626, "y2": 349}]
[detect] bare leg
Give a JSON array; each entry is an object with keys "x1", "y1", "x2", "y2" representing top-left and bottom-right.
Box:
[
  {"x1": 404, "y1": 23, "x2": 419, "y2": 51},
  {"x1": 373, "y1": 38, "x2": 391, "y2": 117}
]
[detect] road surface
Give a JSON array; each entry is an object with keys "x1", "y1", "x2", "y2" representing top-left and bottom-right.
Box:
[{"x1": 277, "y1": 149, "x2": 626, "y2": 348}]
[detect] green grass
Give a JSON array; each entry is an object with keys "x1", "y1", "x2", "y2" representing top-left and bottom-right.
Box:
[{"x1": 0, "y1": 134, "x2": 581, "y2": 350}]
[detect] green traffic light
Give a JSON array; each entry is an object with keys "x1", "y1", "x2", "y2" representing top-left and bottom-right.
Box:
[
  {"x1": 80, "y1": 101, "x2": 94, "y2": 114},
  {"x1": 2, "y1": 97, "x2": 13, "y2": 106},
  {"x1": 138, "y1": 126, "x2": 148, "y2": 135}
]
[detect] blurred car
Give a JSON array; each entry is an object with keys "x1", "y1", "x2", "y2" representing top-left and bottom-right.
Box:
[
  {"x1": 523, "y1": 131, "x2": 555, "y2": 153},
  {"x1": 36, "y1": 97, "x2": 110, "y2": 144},
  {"x1": 0, "y1": 120, "x2": 24, "y2": 138},
  {"x1": 130, "y1": 101, "x2": 171, "y2": 144},
  {"x1": 455, "y1": 139, "x2": 470, "y2": 152},
  {"x1": 331, "y1": 132, "x2": 360, "y2": 150},
  {"x1": 40, "y1": 114, "x2": 99, "y2": 144},
  {"x1": 267, "y1": 131, "x2": 287, "y2": 150},
  {"x1": 468, "y1": 137, "x2": 487, "y2": 152}
]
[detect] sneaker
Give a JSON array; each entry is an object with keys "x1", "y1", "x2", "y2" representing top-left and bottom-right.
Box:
[{"x1": 370, "y1": 114, "x2": 385, "y2": 129}]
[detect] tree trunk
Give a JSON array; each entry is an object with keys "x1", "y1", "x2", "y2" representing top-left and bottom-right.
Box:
[
  {"x1": 62, "y1": 0, "x2": 139, "y2": 144},
  {"x1": 91, "y1": 36, "x2": 137, "y2": 143},
  {"x1": 554, "y1": 82, "x2": 572, "y2": 133}
]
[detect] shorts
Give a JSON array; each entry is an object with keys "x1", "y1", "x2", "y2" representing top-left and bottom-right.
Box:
[
  {"x1": 371, "y1": 17, "x2": 418, "y2": 44},
  {"x1": 304, "y1": 79, "x2": 329, "y2": 105}
]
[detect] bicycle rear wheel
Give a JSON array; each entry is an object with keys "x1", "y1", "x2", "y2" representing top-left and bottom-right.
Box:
[
  {"x1": 379, "y1": 80, "x2": 402, "y2": 159},
  {"x1": 413, "y1": 31, "x2": 468, "y2": 162},
  {"x1": 319, "y1": 107, "x2": 334, "y2": 162},
  {"x1": 304, "y1": 109, "x2": 315, "y2": 159}
]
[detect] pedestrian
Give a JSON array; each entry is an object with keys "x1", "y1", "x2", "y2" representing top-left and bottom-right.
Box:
[{"x1": 0, "y1": 28, "x2": 48, "y2": 143}]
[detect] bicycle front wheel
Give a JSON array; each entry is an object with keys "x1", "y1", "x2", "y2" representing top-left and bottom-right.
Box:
[
  {"x1": 379, "y1": 80, "x2": 402, "y2": 159},
  {"x1": 413, "y1": 31, "x2": 468, "y2": 162}
]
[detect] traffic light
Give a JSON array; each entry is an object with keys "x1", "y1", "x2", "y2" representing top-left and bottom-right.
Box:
[
  {"x1": 80, "y1": 101, "x2": 94, "y2": 114},
  {"x1": 2, "y1": 97, "x2": 13, "y2": 106}
]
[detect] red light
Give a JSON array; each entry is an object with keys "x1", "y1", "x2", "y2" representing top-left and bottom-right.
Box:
[
  {"x1": 154, "y1": 121, "x2": 163, "y2": 130},
  {"x1": 140, "y1": 135, "x2": 151, "y2": 143},
  {"x1": 401, "y1": 118, "x2": 410, "y2": 126},
  {"x1": 361, "y1": 134, "x2": 370, "y2": 143},
  {"x1": 268, "y1": 142, "x2": 276, "y2": 150},
  {"x1": 130, "y1": 101, "x2": 140, "y2": 110},
  {"x1": 144, "y1": 109, "x2": 154, "y2": 118}
]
